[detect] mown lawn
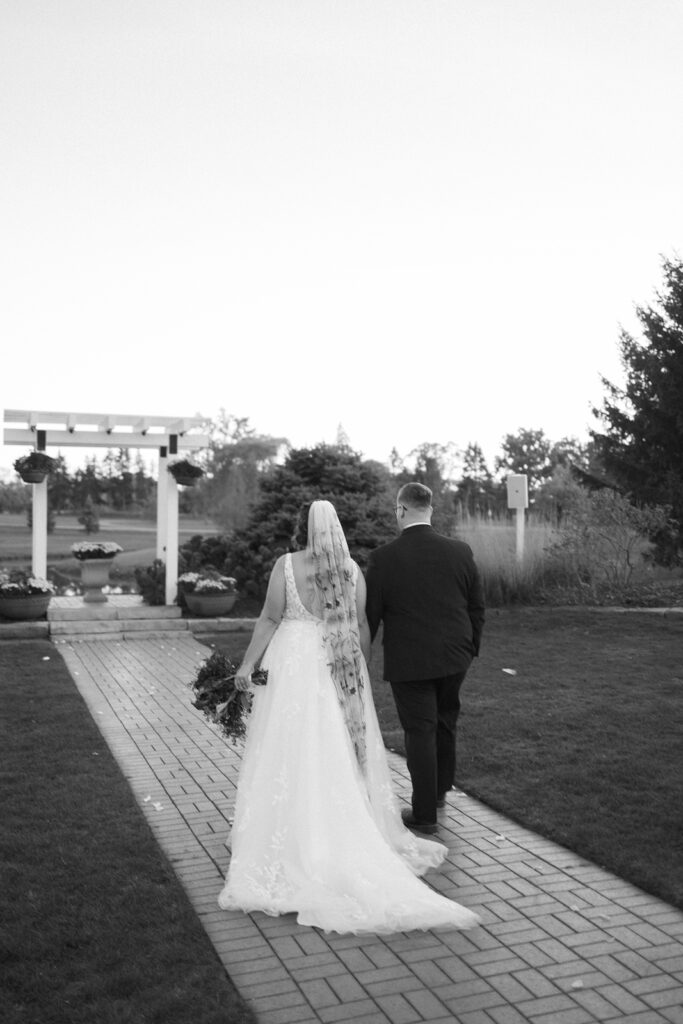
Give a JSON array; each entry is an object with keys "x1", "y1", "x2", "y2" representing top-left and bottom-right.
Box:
[
  {"x1": 0, "y1": 640, "x2": 255, "y2": 1024},
  {"x1": 205, "y1": 607, "x2": 683, "y2": 911},
  {"x1": 0, "y1": 512, "x2": 217, "y2": 569}
]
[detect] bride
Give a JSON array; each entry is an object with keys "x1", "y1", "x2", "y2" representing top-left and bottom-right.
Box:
[{"x1": 218, "y1": 499, "x2": 479, "y2": 934}]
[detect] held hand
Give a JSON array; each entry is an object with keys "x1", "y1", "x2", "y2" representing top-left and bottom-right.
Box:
[{"x1": 234, "y1": 665, "x2": 253, "y2": 692}]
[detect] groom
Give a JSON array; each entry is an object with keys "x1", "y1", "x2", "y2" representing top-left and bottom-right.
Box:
[{"x1": 365, "y1": 483, "x2": 485, "y2": 836}]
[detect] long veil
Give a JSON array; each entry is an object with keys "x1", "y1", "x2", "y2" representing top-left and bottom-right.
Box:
[{"x1": 306, "y1": 501, "x2": 367, "y2": 773}]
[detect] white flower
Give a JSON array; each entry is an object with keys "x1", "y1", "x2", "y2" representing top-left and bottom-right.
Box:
[{"x1": 71, "y1": 541, "x2": 123, "y2": 560}]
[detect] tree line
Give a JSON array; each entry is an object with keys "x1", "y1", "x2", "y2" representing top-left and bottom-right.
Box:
[
  {"x1": 0, "y1": 420, "x2": 596, "y2": 525},
  {"x1": 3, "y1": 255, "x2": 682, "y2": 564}
]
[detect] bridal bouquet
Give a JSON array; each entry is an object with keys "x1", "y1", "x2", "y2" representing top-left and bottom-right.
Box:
[{"x1": 190, "y1": 650, "x2": 267, "y2": 744}]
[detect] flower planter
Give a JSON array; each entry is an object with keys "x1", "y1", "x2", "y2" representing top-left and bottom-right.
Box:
[
  {"x1": 0, "y1": 593, "x2": 52, "y2": 620},
  {"x1": 185, "y1": 592, "x2": 237, "y2": 617},
  {"x1": 172, "y1": 475, "x2": 198, "y2": 487},
  {"x1": 80, "y1": 557, "x2": 116, "y2": 603},
  {"x1": 19, "y1": 470, "x2": 48, "y2": 484}
]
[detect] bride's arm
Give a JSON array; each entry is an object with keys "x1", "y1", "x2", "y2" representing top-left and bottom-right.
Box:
[
  {"x1": 234, "y1": 556, "x2": 286, "y2": 688},
  {"x1": 354, "y1": 568, "x2": 372, "y2": 666}
]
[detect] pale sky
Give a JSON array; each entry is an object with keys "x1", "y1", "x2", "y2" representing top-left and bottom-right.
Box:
[{"x1": 2, "y1": 0, "x2": 682, "y2": 479}]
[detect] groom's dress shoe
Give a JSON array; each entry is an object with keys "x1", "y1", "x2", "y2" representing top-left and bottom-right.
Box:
[{"x1": 401, "y1": 809, "x2": 439, "y2": 836}]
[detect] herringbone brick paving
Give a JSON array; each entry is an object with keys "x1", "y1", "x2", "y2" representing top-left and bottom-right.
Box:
[{"x1": 57, "y1": 635, "x2": 683, "y2": 1024}]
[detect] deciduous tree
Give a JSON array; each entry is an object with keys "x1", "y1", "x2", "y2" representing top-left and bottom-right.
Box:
[{"x1": 495, "y1": 428, "x2": 554, "y2": 492}]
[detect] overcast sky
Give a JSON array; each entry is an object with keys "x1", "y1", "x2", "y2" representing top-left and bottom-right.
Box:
[{"x1": 2, "y1": 0, "x2": 682, "y2": 479}]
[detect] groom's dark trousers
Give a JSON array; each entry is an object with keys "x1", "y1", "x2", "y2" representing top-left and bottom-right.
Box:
[
  {"x1": 390, "y1": 672, "x2": 467, "y2": 825},
  {"x1": 366, "y1": 524, "x2": 485, "y2": 826}
]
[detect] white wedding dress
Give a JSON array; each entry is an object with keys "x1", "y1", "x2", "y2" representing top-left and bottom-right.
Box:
[{"x1": 218, "y1": 553, "x2": 479, "y2": 934}]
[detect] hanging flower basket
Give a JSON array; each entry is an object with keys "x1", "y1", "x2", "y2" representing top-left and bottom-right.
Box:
[
  {"x1": 167, "y1": 459, "x2": 204, "y2": 487},
  {"x1": 13, "y1": 451, "x2": 56, "y2": 484}
]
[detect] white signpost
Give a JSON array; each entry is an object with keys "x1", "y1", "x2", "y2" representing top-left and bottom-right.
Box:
[{"x1": 506, "y1": 473, "x2": 529, "y2": 563}]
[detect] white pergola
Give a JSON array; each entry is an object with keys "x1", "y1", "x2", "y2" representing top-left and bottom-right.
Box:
[{"x1": 3, "y1": 409, "x2": 210, "y2": 604}]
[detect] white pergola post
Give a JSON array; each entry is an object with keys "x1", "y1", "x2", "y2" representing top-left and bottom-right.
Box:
[
  {"x1": 31, "y1": 479, "x2": 48, "y2": 579},
  {"x1": 164, "y1": 477, "x2": 179, "y2": 605},
  {"x1": 156, "y1": 446, "x2": 168, "y2": 560},
  {"x1": 164, "y1": 434, "x2": 180, "y2": 605}
]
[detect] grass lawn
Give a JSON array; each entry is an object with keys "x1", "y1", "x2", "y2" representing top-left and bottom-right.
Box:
[
  {"x1": 204, "y1": 607, "x2": 683, "y2": 911},
  {"x1": 0, "y1": 640, "x2": 255, "y2": 1024},
  {"x1": 0, "y1": 512, "x2": 218, "y2": 577}
]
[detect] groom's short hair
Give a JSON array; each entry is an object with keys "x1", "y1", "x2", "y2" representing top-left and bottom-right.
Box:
[{"x1": 398, "y1": 483, "x2": 432, "y2": 511}]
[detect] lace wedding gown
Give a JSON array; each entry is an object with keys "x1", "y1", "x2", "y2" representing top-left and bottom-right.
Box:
[{"x1": 218, "y1": 553, "x2": 479, "y2": 934}]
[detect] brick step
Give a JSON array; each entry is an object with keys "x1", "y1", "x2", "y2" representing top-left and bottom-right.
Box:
[
  {"x1": 0, "y1": 621, "x2": 50, "y2": 640},
  {"x1": 49, "y1": 618, "x2": 190, "y2": 636},
  {"x1": 49, "y1": 617, "x2": 255, "y2": 641},
  {"x1": 0, "y1": 616, "x2": 255, "y2": 642},
  {"x1": 49, "y1": 603, "x2": 182, "y2": 622},
  {"x1": 53, "y1": 631, "x2": 186, "y2": 644}
]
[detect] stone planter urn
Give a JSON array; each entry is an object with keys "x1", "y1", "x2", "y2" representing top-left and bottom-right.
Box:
[
  {"x1": 0, "y1": 593, "x2": 52, "y2": 620},
  {"x1": 185, "y1": 592, "x2": 237, "y2": 617},
  {"x1": 80, "y1": 558, "x2": 116, "y2": 603},
  {"x1": 71, "y1": 542, "x2": 122, "y2": 603}
]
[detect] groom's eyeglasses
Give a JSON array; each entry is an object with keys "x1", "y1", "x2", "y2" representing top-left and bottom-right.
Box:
[{"x1": 394, "y1": 504, "x2": 407, "y2": 514}]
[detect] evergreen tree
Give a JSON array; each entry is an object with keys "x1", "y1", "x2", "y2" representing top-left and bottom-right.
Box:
[
  {"x1": 48, "y1": 454, "x2": 73, "y2": 514},
  {"x1": 591, "y1": 256, "x2": 683, "y2": 562},
  {"x1": 217, "y1": 443, "x2": 395, "y2": 597},
  {"x1": 456, "y1": 442, "x2": 496, "y2": 517},
  {"x1": 72, "y1": 458, "x2": 104, "y2": 509}
]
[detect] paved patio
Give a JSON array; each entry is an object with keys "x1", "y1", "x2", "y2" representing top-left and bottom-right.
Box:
[{"x1": 56, "y1": 634, "x2": 683, "y2": 1024}]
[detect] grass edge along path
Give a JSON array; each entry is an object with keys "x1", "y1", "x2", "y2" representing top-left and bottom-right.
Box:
[
  {"x1": 205, "y1": 606, "x2": 683, "y2": 913},
  {"x1": 0, "y1": 639, "x2": 256, "y2": 1024}
]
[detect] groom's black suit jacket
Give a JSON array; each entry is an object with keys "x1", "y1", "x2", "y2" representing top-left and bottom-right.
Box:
[{"x1": 365, "y1": 525, "x2": 485, "y2": 683}]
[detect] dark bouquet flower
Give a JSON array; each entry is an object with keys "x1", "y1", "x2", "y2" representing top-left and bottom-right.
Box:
[{"x1": 190, "y1": 650, "x2": 267, "y2": 744}]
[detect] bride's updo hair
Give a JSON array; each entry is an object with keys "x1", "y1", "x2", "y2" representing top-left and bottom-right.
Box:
[{"x1": 293, "y1": 501, "x2": 313, "y2": 549}]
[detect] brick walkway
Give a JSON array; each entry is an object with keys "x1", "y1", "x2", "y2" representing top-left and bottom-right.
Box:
[{"x1": 57, "y1": 635, "x2": 683, "y2": 1024}]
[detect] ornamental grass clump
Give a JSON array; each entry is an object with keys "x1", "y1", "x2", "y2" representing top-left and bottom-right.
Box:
[{"x1": 190, "y1": 650, "x2": 267, "y2": 745}]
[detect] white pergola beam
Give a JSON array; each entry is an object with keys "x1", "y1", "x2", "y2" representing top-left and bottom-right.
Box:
[
  {"x1": 3, "y1": 429, "x2": 209, "y2": 450},
  {"x1": 4, "y1": 409, "x2": 207, "y2": 433}
]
